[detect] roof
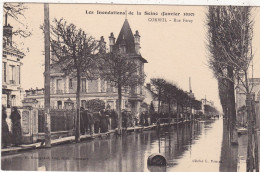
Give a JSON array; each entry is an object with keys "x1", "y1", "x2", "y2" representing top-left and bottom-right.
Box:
[
  {"x1": 22, "y1": 98, "x2": 38, "y2": 103},
  {"x1": 116, "y1": 19, "x2": 136, "y2": 54},
  {"x1": 131, "y1": 54, "x2": 148, "y2": 63},
  {"x1": 144, "y1": 85, "x2": 157, "y2": 98},
  {"x1": 115, "y1": 19, "x2": 148, "y2": 63},
  {"x1": 3, "y1": 45, "x2": 25, "y2": 58}
]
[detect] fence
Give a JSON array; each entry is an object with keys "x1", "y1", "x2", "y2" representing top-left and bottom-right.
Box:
[{"x1": 38, "y1": 109, "x2": 75, "y2": 133}]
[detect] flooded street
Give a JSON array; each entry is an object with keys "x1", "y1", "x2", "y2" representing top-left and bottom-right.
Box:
[{"x1": 2, "y1": 119, "x2": 260, "y2": 171}]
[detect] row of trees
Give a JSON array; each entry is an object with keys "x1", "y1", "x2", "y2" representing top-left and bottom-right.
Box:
[
  {"x1": 150, "y1": 78, "x2": 202, "y2": 118},
  {"x1": 204, "y1": 104, "x2": 218, "y2": 116},
  {"x1": 207, "y1": 6, "x2": 258, "y2": 171}
]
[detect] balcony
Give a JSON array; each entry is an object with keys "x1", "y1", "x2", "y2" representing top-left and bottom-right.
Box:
[
  {"x1": 56, "y1": 90, "x2": 63, "y2": 94},
  {"x1": 9, "y1": 80, "x2": 15, "y2": 84}
]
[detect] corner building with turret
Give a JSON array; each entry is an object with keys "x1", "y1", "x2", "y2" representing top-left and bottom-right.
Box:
[{"x1": 23, "y1": 19, "x2": 148, "y2": 115}]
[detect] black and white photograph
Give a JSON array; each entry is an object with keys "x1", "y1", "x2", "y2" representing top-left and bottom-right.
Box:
[{"x1": 1, "y1": 1, "x2": 260, "y2": 171}]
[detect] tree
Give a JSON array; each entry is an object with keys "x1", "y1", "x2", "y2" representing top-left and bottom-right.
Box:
[
  {"x1": 50, "y1": 18, "x2": 100, "y2": 142},
  {"x1": 176, "y1": 89, "x2": 190, "y2": 119},
  {"x1": 192, "y1": 99, "x2": 202, "y2": 111},
  {"x1": 99, "y1": 49, "x2": 145, "y2": 134},
  {"x1": 161, "y1": 82, "x2": 179, "y2": 115},
  {"x1": 217, "y1": 78, "x2": 228, "y2": 118},
  {"x1": 207, "y1": 7, "x2": 236, "y2": 139},
  {"x1": 86, "y1": 99, "x2": 105, "y2": 112},
  {"x1": 150, "y1": 78, "x2": 167, "y2": 113},
  {"x1": 207, "y1": 6, "x2": 258, "y2": 171},
  {"x1": 3, "y1": 3, "x2": 31, "y2": 38}
]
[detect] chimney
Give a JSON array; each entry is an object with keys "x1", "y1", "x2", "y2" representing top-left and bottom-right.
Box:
[
  {"x1": 134, "y1": 30, "x2": 140, "y2": 55},
  {"x1": 189, "y1": 77, "x2": 192, "y2": 93},
  {"x1": 99, "y1": 36, "x2": 106, "y2": 54},
  {"x1": 109, "y1": 32, "x2": 115, "y2": 52},
  {"x1": 3, "y1": 13, "x2": 13, "y2": 46}
]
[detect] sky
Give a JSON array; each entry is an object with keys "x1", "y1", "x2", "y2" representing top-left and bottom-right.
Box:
[{"x1": 3, "y1": 3, "x2": 260, "y2": 111}]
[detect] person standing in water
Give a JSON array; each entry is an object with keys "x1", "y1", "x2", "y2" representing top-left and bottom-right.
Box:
[{"x1": 10, "y1": 107, "x2": 22, "y2": 146}]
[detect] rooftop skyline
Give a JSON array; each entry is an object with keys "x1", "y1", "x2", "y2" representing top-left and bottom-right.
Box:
[{"x1": 3, "y1": 4, "x2": 260, "y2": 111}]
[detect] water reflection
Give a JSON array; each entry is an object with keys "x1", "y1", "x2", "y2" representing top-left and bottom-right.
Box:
[
  {"x1": 1, "y1": 121, "x2": 202, "y2": 171},
  {"x1": 219, "y1": 120, "x2": 238, "y2": 172},
  {"x1": 3, "y1": 119, "x2": 256, "y2": 172}
]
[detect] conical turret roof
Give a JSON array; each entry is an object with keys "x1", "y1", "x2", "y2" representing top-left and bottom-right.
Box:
[{"x1": 115, "y1": 19, "x2": 136, "y2": 54}]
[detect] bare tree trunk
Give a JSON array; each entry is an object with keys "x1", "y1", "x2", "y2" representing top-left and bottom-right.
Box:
[
  {"x1": 252, "y1": 95, "x2": 259, "y2": 172},
  {"x1": 168, "y1": 100, "x2": 171, "y2": 124},
  {"x1": 117, "y1": 83, "x2": 122, "y2": 135},
  {"x1": 177, "y1": 101, "x2": 179, "y2": 122},
  {"x1": 75, "y1": 70, "x2": 81, "y2": 142},
  {"x1": 246, "y1": 94, "x2": 254, "y2": 172},
  {"x1": 227, "y1": 67, "x2": 238, "y2": 145},
  {"x1": 168, "y1": 100, "x2": 171, "y2": 114},
  {"x1": 181, "y1": 105, "x2": 184, "y2": 120},
  {"x1": 158, "y1": 89, "x2": 161, "y2": 114}
]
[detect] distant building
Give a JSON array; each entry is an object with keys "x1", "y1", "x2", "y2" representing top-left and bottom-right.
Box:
[
  {"x1": 142, "y1": 83, "x2": 158, "y2": 112},
  {"x1": 235, "y1": 78, "x2": 260, "y2": 128},
  {"x1": 2, "y1": 14, "x2": 25, "y2": 108},
  {"x1": 201, "y1": 98, "x2": 214, "y2": 114},
  {"x1": 23, "y1": 19, "x2": 148, "y2": 115},
  {"x1": 236, "y1": 78, "x2": 260, "y2": 109}
]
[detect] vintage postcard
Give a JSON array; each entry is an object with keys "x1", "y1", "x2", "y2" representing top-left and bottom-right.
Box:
[{"x1": 1, "y1": 1, "x2": 260, "y2": 172}]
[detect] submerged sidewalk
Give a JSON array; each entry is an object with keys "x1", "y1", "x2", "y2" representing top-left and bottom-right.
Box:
[{"x1": 1, "y1": 120, "x2": 191, "y2": 156}]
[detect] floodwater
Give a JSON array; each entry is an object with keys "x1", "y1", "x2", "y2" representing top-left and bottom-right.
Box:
[{"x1": 1, "y1": 119, "x2": 260, "y2": 172}]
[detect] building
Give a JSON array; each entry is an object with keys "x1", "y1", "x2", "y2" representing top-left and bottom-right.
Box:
[
  {"x1": 2, "y1": 14, "x2": 25, "y2": 108},
  {"x1": 201, "y1": 97, "x2": 214, "y2": 114},
  {"x1": 142, "y1": 83, "x2": 158, "y2": 112},
  {"x1": 236, "y1": 78, "x2": 260, "y2": 109},
  {"x1": 235, "y1": 78, "x2": 260, "y2": 128},
  {"x1": 23, "y1": 19, "x2": 148, "y2": 115}
]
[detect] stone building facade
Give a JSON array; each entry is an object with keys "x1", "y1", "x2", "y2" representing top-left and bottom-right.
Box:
[
  {"x1": 23, "y1": 19, "x2": 148, "y2": 115},
  {"x1": 2, "y1": 14, "x2": 25, "y2": 108}
]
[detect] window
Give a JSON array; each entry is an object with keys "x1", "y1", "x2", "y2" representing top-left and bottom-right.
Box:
[
  {"x1": 11, "y1": 95, "x2": 16, "y2": 107},
  {"x1": 81, "y1": 78, "x2": 86, "y2": 92},
  {"x1": 57, "y1": 101, "x2": 62, "y2": 109},
  {"x1": 88, "y1": 79, "x2": 98, "y2": 93},
  {"x1": 119, "y1": 44, "x2": 126, "y2": 53},
  {"x1": 81, "y1": 100, "x2": 86, "y2": 108},
  {"x1": 9, "y1": 65, "x2": 15, "y2": 84},
  {"x1": 17, "y1": 65, "x2": 20, "y2": 84},
  {"x1": 69, "y1": 78, "x2": 73, "y2": 89},
  {"x1": 56, "y1": 79, "x2": 63, "y2": 93},
  {"x1": 106, "y1": 82, "x2": 112, "y2": 92},
  {"x1": 101, "y1": 80, "x2": 106, "y2": 92}
]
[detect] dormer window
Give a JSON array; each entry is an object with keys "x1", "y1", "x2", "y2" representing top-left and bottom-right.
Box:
[
  {"x1": 119, "y1": 44, "x2": 126, "y2": 53},
  {"x1": 122, "y1": 46, "x2": 126, "y2": 53}
]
